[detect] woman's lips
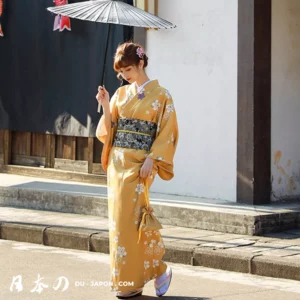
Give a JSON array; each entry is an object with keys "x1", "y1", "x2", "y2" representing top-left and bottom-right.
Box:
[{"x1": 127, "y1": 78, "x2": 131, "y2": 81}]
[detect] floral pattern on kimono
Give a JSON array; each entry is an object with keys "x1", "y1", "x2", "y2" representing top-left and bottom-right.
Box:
[{"x1": 96, "y1": 80, "x2": 178, "y2": 292}]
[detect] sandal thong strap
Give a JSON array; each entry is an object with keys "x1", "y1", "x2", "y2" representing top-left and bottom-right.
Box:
[{"x1": 116, "y1": 288, "x2": 143, "y2": 299}]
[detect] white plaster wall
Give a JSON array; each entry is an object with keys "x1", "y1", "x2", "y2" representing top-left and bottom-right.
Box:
[
  {"x1": 271, "y1": 0, "x2": 300, "y2": 201},
  {"x1": 145, "y1": 0, "x2": 238, "y2": 201}
]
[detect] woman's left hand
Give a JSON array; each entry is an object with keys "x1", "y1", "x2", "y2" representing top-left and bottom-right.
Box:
[{"x1": 140, "y1": 158, "x2": 153, "y2": 178}]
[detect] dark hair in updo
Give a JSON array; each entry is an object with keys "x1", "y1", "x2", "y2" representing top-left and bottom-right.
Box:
[{"x1": 113, "y1": 42, "x2": 149, "y2": 75}]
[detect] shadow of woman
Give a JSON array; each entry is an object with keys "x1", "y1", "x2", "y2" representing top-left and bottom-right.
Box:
[{"x1": 132, "y1": 296, "x2": 210, "y2": 300}]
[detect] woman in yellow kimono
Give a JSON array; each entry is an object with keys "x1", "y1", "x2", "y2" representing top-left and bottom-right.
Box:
[{"x1": 96, "y1": 42, "x2": 178, "y2": 299}]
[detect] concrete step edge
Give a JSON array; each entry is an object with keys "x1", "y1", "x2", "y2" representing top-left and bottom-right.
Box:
[
  {"x1": 1, "y1": 221, "x2": 300, "y2": 282},
  {"x1": 0, "y1": 187, "x2": 261, "y2": 235},
  {"x1": 1, "y1": 186, "x2": 299, "y2": 235}
]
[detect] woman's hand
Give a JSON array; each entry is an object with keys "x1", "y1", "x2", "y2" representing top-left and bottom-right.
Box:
[
  {"x1": 96, "y1": 86, "x2": 110, "y2": 106},
  {"x1": 140, "y1": 158, "x2": 154, "y2": 178}
]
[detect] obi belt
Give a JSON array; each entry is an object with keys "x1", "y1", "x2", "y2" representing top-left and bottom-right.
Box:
[{"x1": 112, "y1": 118, "x2": 157, "y2": 151}]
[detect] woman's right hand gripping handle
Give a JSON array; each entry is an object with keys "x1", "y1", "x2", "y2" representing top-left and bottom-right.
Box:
[
  {"x1": 96, "y1": 86, "x2": 112, "y2": 141},
  {"x1": 96, "y1": 86, "x2": 110, "y2": 108}
]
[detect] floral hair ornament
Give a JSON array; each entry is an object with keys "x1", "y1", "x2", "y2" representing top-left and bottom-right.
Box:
[{"x1": 136, "y1": 47, "x2": 145, "y2": 59}]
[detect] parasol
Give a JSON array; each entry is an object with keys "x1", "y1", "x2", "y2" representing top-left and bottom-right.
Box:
[
  {"x1": 47, "y1": 0, "x2": 176, "y2": 29},
  {"x1": 47, "y1": 0, "x2": 176, "y2": 111}
]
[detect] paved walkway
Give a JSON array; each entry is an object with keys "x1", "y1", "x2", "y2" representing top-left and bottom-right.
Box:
[
  {"x1": 1, "y1": 173, "x2": 300, "y2": 282},
  {"x1": 3, "y1": 238, "x2": 300, "y2": 300},
  {"x1": 1, "y1": 205, "x2": 300, "y2": 282}
]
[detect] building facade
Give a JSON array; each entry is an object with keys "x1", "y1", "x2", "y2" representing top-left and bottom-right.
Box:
[{"x1": 137, "y1": 0, "x2": 300, "y2": 205}]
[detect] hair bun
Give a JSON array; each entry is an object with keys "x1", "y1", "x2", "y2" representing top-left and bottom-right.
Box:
[{"x1": 114, "y1": 42, "x2": 149, "y2": 72}]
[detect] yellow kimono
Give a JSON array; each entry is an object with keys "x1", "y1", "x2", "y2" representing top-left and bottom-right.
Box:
[{"x1": 97, "y1": 79, "x2": 178, "y2": 292}]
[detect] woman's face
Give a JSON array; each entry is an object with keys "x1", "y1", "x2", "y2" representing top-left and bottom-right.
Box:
[{"x1": 118, "y1": 63, "x2": 143, "y2": 84}]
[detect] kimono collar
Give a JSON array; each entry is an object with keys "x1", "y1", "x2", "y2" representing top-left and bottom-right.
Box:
[
  {"x1": 129, "y1": 79, "x2": 159, "y2": 96},
  {"x1": 136, "y1": 79, "x2": 152, "y2": 93}
]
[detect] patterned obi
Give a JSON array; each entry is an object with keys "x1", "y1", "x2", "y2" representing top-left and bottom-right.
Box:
[{"x1": 112, "y1": 118, "x2": 157, "y2": 151}]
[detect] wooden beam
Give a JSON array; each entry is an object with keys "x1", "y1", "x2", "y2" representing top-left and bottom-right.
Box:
[
  {"x1": 72, "y1": 137, "x2": 76, "y2": 161},
  {"x1": 55, "y1": 158, "x2": 88, "y2": 173},
  {"x1": 45, "y1": 135, "x2": 50, "y2": 168},
  {"x1": 237, "y1": 0, "x2": 271, "y2": 205},
  {"x1": 45, "y1": 134, "x2": 56, "y2": 168},
  {"x1": 51, "y1": 135, "x2": 56, "y2": 168},
  {"x1": 3, "y1": 130, "x2": 12, "y2": 165},
  {"x1": 155, "y1": 0, "x2": 158, "y2": 16},
  {"x1": 12, "y1": 154, "x2": 45, "y2": 167},
  {"x1": 26, "y1": 132, "x2": 31, "y2": 156},
  {"x1": 88, "y1": 137, "x2": 94, "y2": 174}
]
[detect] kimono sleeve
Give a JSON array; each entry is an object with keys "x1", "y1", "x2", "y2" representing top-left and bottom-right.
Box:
[
  {"x1": 96, "y1": 88, "x2": 119, "y2": 171},
  {"x1": 147, "y1": 92, "x2": 179, "y2": 180}
]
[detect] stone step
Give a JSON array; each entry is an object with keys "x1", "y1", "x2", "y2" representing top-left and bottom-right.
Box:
[{"x1": 0, "y1": 173, "x2": 300, "y2": 235}]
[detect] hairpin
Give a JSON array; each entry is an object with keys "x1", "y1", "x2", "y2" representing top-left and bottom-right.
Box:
[{"x1": 136, "y1": 47, "x2": 145, "y2": 59}]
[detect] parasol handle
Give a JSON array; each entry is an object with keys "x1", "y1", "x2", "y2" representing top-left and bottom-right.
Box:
[
  {"x1": 97, "y1": 23, "x2": 111, "y2": 114},
  {"x1": 97, "y1": 103, "x2": 102, "y2": 113}
]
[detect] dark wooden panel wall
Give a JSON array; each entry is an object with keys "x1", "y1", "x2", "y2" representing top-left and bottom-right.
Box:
[
  {"x1": 0, "y1": 130, "x2": 4, "y2": 165},
  {"x1": 0, "y1": 130, "x2": 3, "y2": 154},
  {"x1": 0, "y1": 130, "x2": 104, "y2": 175}
]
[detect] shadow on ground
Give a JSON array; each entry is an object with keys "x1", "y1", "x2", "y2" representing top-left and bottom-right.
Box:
[{"x1": 133, "y1": 296, "x2": 209, "y2": 300}]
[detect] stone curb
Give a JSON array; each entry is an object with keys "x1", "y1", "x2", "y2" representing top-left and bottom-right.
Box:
[
  {"x1": 1, "y1": 221, "x2": 300, "y2": 282},
  {"x1": 1, "y1": 186, "x2": 299, "y2": 236}
]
